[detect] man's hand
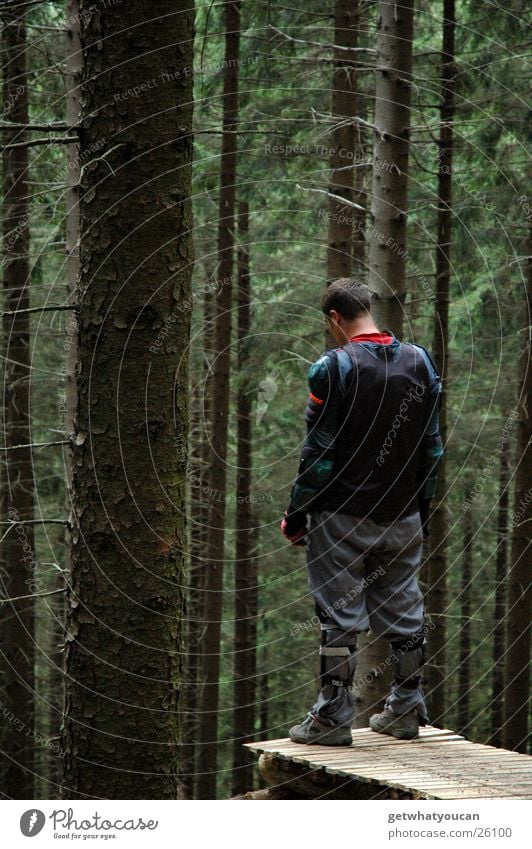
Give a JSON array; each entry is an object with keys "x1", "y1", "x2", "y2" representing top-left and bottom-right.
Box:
[{"x1": 281, "y1": 508, "x2": 307, "y2": 546}]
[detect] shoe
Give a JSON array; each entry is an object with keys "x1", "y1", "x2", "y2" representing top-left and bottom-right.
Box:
[
  {"x1": 369, "y1": 707, "x2": 419, "y2": 740},
  {"x1": 289, "y1": 713, "x2": 352, "y2": 746}
]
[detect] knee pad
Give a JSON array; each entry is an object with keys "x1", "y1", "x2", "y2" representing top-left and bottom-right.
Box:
[
  {"x1": 319, "y1": 626, "x2": 358, "y2": 687},
  {"x1": 389, "y1": 630, "x2": 426, "y2": 690}
]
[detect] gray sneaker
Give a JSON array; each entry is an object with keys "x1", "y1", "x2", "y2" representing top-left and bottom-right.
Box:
[
  {"x1": 369, "y1": 707, "x2": 419, "y2": 740},
  {"x1": 289, "y1": 713, "x2": 352, "y2": 746}
]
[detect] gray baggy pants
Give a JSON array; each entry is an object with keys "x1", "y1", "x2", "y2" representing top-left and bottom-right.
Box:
[{"x1": 306, "y1": 509, "x2": 429, "y2": 727}]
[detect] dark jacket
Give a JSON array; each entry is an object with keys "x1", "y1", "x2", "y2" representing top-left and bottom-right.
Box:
[{"x1": 288, "y1": 333, "x2": 444, "y2": 524}]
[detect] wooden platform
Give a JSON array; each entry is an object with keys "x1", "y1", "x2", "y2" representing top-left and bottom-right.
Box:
[{"x1": 244, "y1": 726, "x2": 532, "y2": 800}]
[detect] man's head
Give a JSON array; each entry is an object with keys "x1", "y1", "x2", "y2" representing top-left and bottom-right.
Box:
[{"x1": 321, "y1": 278, "x2": 375, "y2": 344}]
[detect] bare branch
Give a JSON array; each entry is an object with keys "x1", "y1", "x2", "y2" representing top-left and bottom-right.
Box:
[
  {"x1": 0, "y1": 121, "x2": 77, "y2": 132},
  {"x1": 268, "y1": 24, "x2": 376, "y2": 54},
  {"x1": 0, "y1": 588, "x2": 66, "y2": 605},
  {"x1": 1, "y1": 136, "x2": 78, "y2": 151},
  {"x1": 0, "y1": 519, "x2": 69, "y2": 526},
  {"x1": 0, "y1": 440, "x2": 70, "y2": 451},
  {"x1": 0, "y1": 304, "x2": 76, "y2": 318},
  {"x1": 296, "y1": 183, "x2": 366, "y2": 212}
]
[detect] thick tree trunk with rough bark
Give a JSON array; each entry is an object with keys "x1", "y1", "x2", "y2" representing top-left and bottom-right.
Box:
[
  {"x1": 197, "y1": 0, "x2": 241, "y2": 800},
  {"x1": 232, "y1": 202, "x2": 258, "y2": 796},
  {"x1": 367, "y1": 0, "x2": 414, "y2": 331},
  {"x1": 424, "y1": 0, "x2": 455, "y2": 728},
  {"x1": 489, "y1": 438, "x2": 508, "y2": 747},
  {"x1": 503, "y1": 231, "x2": 531, "y2": 754},
  {"x1": 0, "y1": 9, "x2": 35, "y2": 799},
  {"x1": 60, "y1": 1, "x2": 194, "y2": 799},
  {"x1": 327, "y1": 0, "x2": 360, "y2": 282}
]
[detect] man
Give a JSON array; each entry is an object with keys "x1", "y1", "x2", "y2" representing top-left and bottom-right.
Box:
[{"x1": 281, "y1": 278, "x2": 444, "y2": 744}]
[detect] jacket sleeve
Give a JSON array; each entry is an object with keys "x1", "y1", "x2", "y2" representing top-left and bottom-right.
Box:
[
  {"x1": 414, "y1": 345, "x2": 445, "y2": 503},
  {"x1": 286, "y1": 352, "x2": 342, "y2": 515}
]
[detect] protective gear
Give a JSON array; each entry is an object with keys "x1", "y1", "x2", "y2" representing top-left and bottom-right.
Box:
[
  {"x1": 390, "y1": 630, "x2": 426, "y2": 690},
  {"x1": 309, "y1": 620, "x2": 358, "y2": 729},
  {"x1": 384, "y1": 629, "x2": 429, "y2": 724},
  {"x1": 280, "y1": 509, "x2": 307, "y2": 545},
  {"x1": 287, "y1": 353, "x2": 340, "y2": 514},
  {"x1": 414, "y1": 343, "x2": 444, "y2": 528},
  {"x1": 288, "y1": 446, "x2": 334, "y2": 513},
  {"x1": 311, "y1": 336, "x2": 444, "y2": 523}
]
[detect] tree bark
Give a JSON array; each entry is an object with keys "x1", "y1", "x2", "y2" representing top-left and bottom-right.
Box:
[
  {"x1": 503, "y1": 229, "x2": 531, "y2": 754},
  {"x1": 355, "y1": 0, "x2": 415, "y2": 724},
  {"x1": 181, "y1": 283, "x2": 215, "y2": 799},
  {"x1": 327, "y1": 0, "x2": 360, "y2": 283},
  {"x1": 0, "y1": 8, "x2": 35, "y2": 799},
  {"x1": 367, "y1": 0, "x2": 414, "y2": 332},
  {"x1": 60, "y1": 1, "x2": 195, "y2": 799},
  {"x1": 232, "y1": 202, "x2": 258, "y2": 796},
  {"x1": 456, "y1": 499, "x2": 472, "y2": 734},
  {"x1": 38, "y1": 0, "x2": 82, "y2": 797},
  {"x1": 424, "y1": 0, "x2": 455, "y2": 729},
  {"x1": 489, "y1": 438, "x2": 508, "y2": 747},
  {"x1": 197, "y1": 0, "x2": 241, "y2": 800}
]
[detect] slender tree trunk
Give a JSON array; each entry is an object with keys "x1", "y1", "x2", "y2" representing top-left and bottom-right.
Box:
[
  {"x1": 327, "y1": 0, "x2": 360, "y2": 282},
  {"x1": 197, "y1": 0, "x2": 241, "y2": 800},
  {"x1": 489, "y1": 438, "x2": 508, "y2": 747},
  {"x1": 0, "y1": 8, "x2": 35, "y2": 799},
  {"x1": 424, "y1": 0, "x2": 455, "y2": 729},
  {"x1": 39, "y1": 0, "x2": 82, "y2": 797},
  {"x1": 64, "y1": 0, "x2": 81, "y2": 443},
  {"x1": 181, "y1": 279, "x2": 215, "y2": 800},
  {"x1": 355, "y1": 0, "x2": 414, "y2": 725},
  {"x1": 60, "y1": 1, "x2": 195, "y2": 799},
  {"x1": 181, "y1": 373, "x2": 202, "y2": 799},
  {"x1": 456, "y1": 500, "x2": 472, "y2": 734},
  {"x1": 503, "y1": 230, "x2": 531, "y2": 754},
  {"x1": 232, "y1": 202, "x2": 258, "y2": 796},
  {"x1": 367, "y1": 0, "x2": 414, "y2": 332}
]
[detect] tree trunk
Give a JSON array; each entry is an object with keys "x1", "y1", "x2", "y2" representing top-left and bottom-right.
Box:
[
  {"x1": 39, "y1": 0, "x2": 82, "y2": 797},
  {"x1": 60, "y1": 0, "x2": 195, "y2": 799},
  {"x1": 197, "y1": 0, "x2": 241, "y2": 800},
  {"x1": 503, "y1": 230, "x2": 531, "y2": 754},
  {"x1": 489, "y1": 437, "x2": 508, "y2": 747},
  {"x1": 355, "y1": 0, "x2": 415, "y2": 724},
  {"x1": 367, "y1": 0, "x2": 414, "y2": 332},
  {"x1": 424, "y1": 0, "x2": 455, "y2": 729},
  {"x1": 182, "y1": 282, "x2": 215, "y2": 799},
  {"x1": 456, "y1": 499, "x2": 472, "y2": 734},
  {"x1": 232, "y1": 202, "x2": 258, "y2": 796},
  {"x1": 0, "y1": 8, "x2": 35, "y2": 799},
  {"x1": 326, "y1": 0, "x2": 360, "y2": 282}
]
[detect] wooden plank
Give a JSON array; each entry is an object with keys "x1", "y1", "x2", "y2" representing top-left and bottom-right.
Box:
[{"x1": 246, "y1": 727, "x2": 532, "y2": 800}]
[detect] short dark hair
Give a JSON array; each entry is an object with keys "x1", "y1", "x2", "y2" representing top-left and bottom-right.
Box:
[{"x1": 321, "y1": 278, "x2": 372, "y2": 320}]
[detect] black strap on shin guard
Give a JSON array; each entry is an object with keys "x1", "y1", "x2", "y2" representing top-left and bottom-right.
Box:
[{"x1": 390, "y1": 629, "x2": 427, "y2": 690}]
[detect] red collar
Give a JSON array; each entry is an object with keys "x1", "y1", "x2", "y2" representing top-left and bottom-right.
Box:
[{"x1": 349, "y1": 331, "x2": 394, "y2": 344}]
